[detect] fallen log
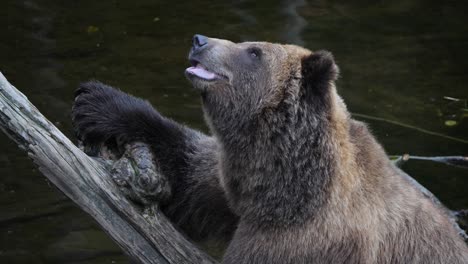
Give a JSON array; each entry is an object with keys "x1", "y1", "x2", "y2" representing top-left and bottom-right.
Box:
[{"x1": 0, "y1": 71, "x2": 217, "y2": 264}]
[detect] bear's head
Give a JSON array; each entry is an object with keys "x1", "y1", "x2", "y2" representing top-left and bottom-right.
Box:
[
  {"x1": 185, "y1": 34, "x2": 341, "y2": 143},
  {"x1": 185, "y1": 35, "x2": 347, "y2": 225}
]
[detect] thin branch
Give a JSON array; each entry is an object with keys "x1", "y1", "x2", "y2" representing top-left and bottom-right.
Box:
[
  {"x1": 391, "y1": 154, "x2": 468, "y2": 169},
  {"x1": 352, "y1": 112, "x2": 468, "y2": 144}
]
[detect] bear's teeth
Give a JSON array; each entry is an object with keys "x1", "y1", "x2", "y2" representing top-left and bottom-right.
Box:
[{"x1": 186, "y1": 65, "x2": 217, "y2": 80}]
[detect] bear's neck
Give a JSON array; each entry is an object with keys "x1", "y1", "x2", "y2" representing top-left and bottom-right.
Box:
[{"x1": 217, "y1": 101, "x2": 339, "y2": 229}]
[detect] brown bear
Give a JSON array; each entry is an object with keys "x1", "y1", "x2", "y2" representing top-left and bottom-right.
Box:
[{"x1": 72, "y1": 35, "x2": 468, "y2": 263}]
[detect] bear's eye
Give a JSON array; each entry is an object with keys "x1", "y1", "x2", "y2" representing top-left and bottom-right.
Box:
[{"x1": 247, "y1": 47, "x2": 262, "y2": 59}]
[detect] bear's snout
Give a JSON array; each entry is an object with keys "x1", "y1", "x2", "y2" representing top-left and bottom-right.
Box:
[{"x1": 192, "y1": 34, "x2": 208, "y2": 51}]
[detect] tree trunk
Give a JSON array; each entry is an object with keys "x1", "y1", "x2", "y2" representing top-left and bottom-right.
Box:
[{"x1": 0, "y1": 71, "x2": 217, "y2": 264}]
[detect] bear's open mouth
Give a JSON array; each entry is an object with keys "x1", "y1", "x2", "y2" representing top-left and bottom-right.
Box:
[{"x1": 186, "y1": 59, "x2": 220, "y2": 81}]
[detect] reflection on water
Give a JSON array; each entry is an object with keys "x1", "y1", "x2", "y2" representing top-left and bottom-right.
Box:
[{"x1": 1, "y1": 0, "x2": 467, "y2": 263}]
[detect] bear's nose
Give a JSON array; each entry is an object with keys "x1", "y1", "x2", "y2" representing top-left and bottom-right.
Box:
[{"x1": 192, "y1": 34, "x2": 208, "y2": 49}]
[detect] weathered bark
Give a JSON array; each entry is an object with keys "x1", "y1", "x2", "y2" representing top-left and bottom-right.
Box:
[{"x1": 0, "y1": 71, "x2": 217, "y2": 264}]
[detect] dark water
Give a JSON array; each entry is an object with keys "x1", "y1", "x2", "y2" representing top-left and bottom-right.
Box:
[{"x1": 0, "y1": 0, "x2": 467, "y2": 263}]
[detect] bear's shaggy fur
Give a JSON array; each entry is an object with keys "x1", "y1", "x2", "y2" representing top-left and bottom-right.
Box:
[{"x1": 72, "y1": 36, "x2": 468, "y2": 263}]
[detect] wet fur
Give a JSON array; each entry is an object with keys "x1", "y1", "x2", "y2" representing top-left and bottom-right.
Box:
[{"x1": 72, "y1": 43, "x2": 468, "y2": 263}]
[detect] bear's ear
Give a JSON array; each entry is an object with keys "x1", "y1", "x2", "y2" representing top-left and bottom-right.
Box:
[{"x1": 301, "y1": 50, "x2": 339, "y2": 97}]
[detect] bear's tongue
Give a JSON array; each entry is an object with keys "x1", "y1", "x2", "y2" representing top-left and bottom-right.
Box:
[{"x1": 186, "y1": 64, "x2": 216, "y2": 80}]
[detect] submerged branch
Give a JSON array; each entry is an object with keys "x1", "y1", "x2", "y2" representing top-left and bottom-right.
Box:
[{"x1": 352, "y1": 112, "x2": 468, "y2": 144}]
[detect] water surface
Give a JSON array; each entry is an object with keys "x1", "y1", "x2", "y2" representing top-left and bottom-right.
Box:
[{"x1": 1, "y1": 0, "x2": 467, "y2": 263}]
